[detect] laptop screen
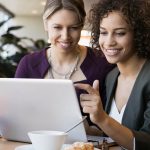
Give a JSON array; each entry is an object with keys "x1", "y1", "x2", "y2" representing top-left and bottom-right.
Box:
[{"x1": 0, "y1": 78, "x2": 87, "y2": 143}]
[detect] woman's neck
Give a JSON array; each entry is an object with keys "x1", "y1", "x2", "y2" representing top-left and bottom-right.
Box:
[
  {"x1": 117, "y1": 55, "x2": 146, "y2": 78},
  {"x1": 47, "y1": 45, "x2": 85, "y2": 80},
  {"x1": 49, "y1": 45, "x2": 81, "y2": 65}
]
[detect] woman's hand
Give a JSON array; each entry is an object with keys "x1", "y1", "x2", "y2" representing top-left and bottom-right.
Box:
[
  {"x1": 75, "y1": 80, "x2": 105, "y2": 124},
  {"x1": 75, "y1": 80, "x2": 134, "y2": 150}
]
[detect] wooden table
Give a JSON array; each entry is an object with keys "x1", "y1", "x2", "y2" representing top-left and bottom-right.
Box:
[
  {"x1": 0, "y1": 138, "x2": 121, "y2": 150},
  {"x1": 0, "y1": 138, "x2": 25, "y2": 150}
]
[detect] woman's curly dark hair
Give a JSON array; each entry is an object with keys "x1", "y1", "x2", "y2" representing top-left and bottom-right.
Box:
[{"x1": 89, "y1": 0, "x2": 150, "y2": 58}]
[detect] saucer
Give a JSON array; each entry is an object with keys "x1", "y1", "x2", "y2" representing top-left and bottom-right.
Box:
[
  {"x1": 15, "y1": 144, "x2": 67, "y2": 150},
  {"x1": 15, "y1": 144, "x2": 100, "y2": 150},
  {"x1": 15, "y1": 144, "x2": 33, "y2": 150}
]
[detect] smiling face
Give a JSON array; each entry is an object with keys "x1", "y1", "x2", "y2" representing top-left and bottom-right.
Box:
[
  {"x1": 99, "y1": 11, "x2": 135, "y2": 64},
  {"x1": 44, "y1": 9, "x2": 83, "y2": 52}
]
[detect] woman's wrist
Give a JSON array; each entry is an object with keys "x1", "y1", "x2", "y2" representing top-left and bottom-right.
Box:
[{"x1": 95, "y1": 111, "x2": 109, "y2": 127}]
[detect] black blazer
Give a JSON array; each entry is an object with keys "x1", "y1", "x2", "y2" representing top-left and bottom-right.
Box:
[{"x1": 105, "y1": 60, "x2": 150, "y2": 150}]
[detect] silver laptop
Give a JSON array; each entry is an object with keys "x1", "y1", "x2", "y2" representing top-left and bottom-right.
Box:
[{"x1": 0, "y1": 78, "x2": 87, "y2": 143}]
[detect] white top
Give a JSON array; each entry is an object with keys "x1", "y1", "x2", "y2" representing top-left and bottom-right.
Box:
[
  {"x1": 109, "y1": 98, "x2": 127, "y2": 123},
  {"x1": 109, "y1": 99, "x2": 135, "y2": 150}
]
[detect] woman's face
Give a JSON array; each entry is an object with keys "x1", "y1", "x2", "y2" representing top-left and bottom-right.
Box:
[
  {"x1": 45, "y1": 9, "x2": 82, "y2": 52},
  {"x1": 99, "y1": 11, "x2": 135, "y2": 64}
]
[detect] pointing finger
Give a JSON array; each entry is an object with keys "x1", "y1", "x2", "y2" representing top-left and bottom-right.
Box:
[
  {"x1": 74, "y1": 83, "x2": 95, "y2": 94},
  {"x1": 93, "y1": 80, "x2": 99, "y2": 91}
]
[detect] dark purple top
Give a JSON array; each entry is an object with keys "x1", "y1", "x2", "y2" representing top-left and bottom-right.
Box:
[{"x1": 15, "y1": 47, "x2": 114, "y2": 125}]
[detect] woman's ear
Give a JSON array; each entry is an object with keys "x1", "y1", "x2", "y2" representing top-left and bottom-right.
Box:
[{"x1": 43, "y1": 19, "x2": 48, "y2": 31}]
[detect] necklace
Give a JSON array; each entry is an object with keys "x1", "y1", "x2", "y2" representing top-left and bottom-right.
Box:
[{"x1": 48, "y1": 49, "x2": 80, "y2": 79}]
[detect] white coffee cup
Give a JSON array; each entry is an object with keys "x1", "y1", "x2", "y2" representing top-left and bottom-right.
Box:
[{"x1": 28, "y1": 130, "x2": 67, "y2": 150}]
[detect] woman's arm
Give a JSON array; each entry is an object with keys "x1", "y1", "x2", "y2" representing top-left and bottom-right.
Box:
[{"x1": 75, "y1": 80, "x2": 134, "y2": 150}]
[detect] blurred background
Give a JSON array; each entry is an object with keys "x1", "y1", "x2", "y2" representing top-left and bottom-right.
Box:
[{"x1": 0, "y1": 0, "x2": 99, "y2": 77}]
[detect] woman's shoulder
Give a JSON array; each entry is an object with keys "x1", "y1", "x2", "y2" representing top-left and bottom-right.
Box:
[
  {"x1": 86, "y1": 47, "x2": 108, "y2": 61},
  {"x1": 15, "y1": 48, "x2": 49, "y2": 78},
  {"x1": 20, "y1": 48, "x2": 47, "y2": 65},
  {"x1": 137, "y1": 59, "x2": 150, "y2": 83},
  {"x1": 85, "y1": 46, "x2": 104, "y2": 61},
  {"x1": 24, "y1": 48, "x2": 46, "y2": 60}
]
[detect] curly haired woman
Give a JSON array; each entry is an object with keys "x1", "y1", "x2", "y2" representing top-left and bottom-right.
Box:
[{"x1": 75, "y1": 0, "x2": 150, "y2": 149}]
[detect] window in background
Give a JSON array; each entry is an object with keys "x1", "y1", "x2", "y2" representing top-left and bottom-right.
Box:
[
  {"x1": 0, "y1": 4, "x2": 15, "y2": 59},
  {"x1": 79, "y1": 30, "x2": 91, "y2": 47},
  {"x1": 0, "y1": 4, "x2": 14, "y2": 35}
]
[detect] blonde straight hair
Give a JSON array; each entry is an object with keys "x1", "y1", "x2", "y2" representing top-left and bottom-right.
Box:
[{"x1": 43, "y1": 0, "x2": 86, "y2": 26}]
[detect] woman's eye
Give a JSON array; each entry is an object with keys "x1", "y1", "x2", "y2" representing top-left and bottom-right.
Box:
[
  {"x1": 53, "y1": 26, "x2": 61, "y2": 30},
  {"x1": 116, "y1": 32, "x2": 126, "y2": 36},
  {"x1": 100, "y1": 31, "x2": 107, "y2": 35},
  {"x1": 70, "y1": 27, "x2": 80, "y2": 30}
]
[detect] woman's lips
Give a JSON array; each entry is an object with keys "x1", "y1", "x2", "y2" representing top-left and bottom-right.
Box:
[
  {"x1": 104, "y1": 48, "x2": 121, "y2": 56},
  {"x1": 59, "y1": 42, "x2": 71, "y2": 49}
]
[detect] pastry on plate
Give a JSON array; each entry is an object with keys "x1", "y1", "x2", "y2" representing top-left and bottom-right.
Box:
[{"x1": 64, "y1": 142, "x2": 94, "y2": 150}]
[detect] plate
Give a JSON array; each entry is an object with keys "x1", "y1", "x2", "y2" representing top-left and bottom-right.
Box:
[
  {"x1": 15, "y1": 144, "x2": 33, "y2": 150},
  {"x1": 15, "y1": 144, "x2": 100, "y2": 150}
]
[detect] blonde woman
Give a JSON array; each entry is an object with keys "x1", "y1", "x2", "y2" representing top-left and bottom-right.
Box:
[{"x1": 15, "y1": 0, "x2": 114, "y2": 135}]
